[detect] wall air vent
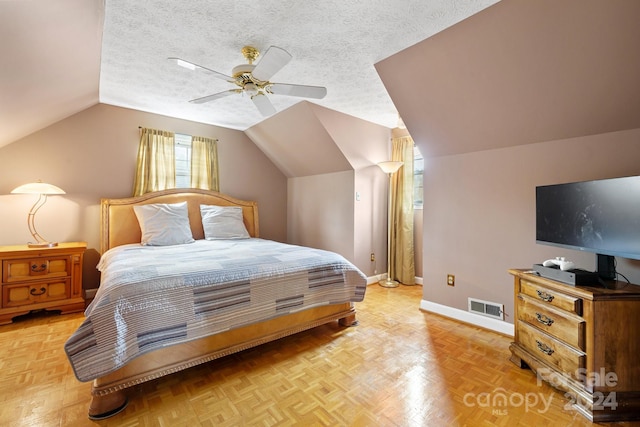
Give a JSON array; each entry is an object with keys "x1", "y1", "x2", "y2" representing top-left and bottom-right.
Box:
[{"x1": 468, "y1": 297, "x2": 504, "y2": 320}]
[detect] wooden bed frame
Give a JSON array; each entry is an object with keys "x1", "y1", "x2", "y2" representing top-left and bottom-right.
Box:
[{"x1": 88, "y1": 188, "x2": 357, "y2": 419}]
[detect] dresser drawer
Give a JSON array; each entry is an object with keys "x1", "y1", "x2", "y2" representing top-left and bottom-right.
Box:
[
  {"x1": 517, "y1": 320, "x2": 585, "y2": 379},
  {"x1": 2, "y1": 256, "x2": 70, "y2": 283},
  {"x1": 2, "y1": 279, "x2": 71, "y2": 307},
  {"x1": 520, "y1": 280, "x2": 582, "y2": 315},
  {"x1": 517, "y1": 294, "x2": 585, "y2": 350}
]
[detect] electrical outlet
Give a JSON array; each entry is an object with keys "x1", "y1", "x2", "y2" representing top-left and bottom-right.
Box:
[
  {"x1": 370, "y1": 253, "x2": 375, "y2": 262},
  {"x1": 447, "y1": 274, "x2": 455, "y2": 286}
]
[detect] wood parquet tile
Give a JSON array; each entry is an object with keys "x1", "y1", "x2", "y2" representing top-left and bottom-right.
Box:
[{"x1": 1, "y1": 284, "x2": 639, "y2": 426}]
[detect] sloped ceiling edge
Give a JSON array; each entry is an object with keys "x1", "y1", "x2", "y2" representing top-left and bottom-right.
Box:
[
  {"x1": 245, "y1": 102, "x2": 355, "y2": 178},
  {"x1": 376, "y1": 0, "x2": 640, "y2": 158},
  {"x1": 0, "y1": 0, "x2": 104, "y2": 149}
]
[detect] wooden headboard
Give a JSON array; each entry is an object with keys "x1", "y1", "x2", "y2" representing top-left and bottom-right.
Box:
[{"x1": 100, "y1": 188, "x2": 259, "y2": 253}]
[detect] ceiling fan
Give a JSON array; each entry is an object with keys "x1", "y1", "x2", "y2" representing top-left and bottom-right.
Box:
[{"x1": 169, "y1": 46, "x2": 327, "y2": 117}]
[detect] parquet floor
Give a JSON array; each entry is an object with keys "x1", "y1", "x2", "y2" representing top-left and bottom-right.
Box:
[{"x1": 1, "y1": 284, "x2": 639, "y2": 426}]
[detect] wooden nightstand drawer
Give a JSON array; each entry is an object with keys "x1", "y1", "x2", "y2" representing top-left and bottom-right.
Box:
[
  {"x1": 521, "y1": 279, "x2": 582, "y2": 315},
  {"x1": 0, "y1": 242, "x2": 86, "y2": 324},
  {"x1": 517, "y1": 320, "x2": 585, "y2": 378},
  {"x1": 2, "y1": 256, "x2": 70, "y2": 283},
  {"x1": 517, "y1": 294, "x2": 585, "y2": 350},
  {"x1": 2, "y1": 279, "x2": 71, "y2": 307}
]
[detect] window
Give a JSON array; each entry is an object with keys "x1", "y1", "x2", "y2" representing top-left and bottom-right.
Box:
[
  {"x1": 174, "y1": 133, "x2": 192, "y2": 188},
  {"x1": 414, "y1": 144, "x2": 424, "y2": 209},
  {"x1": 134, "y1": 127, "x2": 219, "y2": 196}
]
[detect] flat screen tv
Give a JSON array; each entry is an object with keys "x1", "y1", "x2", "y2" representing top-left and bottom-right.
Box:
[{"x1": 536, "y1": 175, "x2": 640, "y2": 280}]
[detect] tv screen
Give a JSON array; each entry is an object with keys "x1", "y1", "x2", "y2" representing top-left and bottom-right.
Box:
[{"x1": 536, "y1": 176, "x2": 640, "y2": 261}]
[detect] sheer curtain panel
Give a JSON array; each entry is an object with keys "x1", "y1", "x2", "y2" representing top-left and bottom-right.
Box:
[
  {"x1": 190, "y1": 136, "x2": 220, "y2": 191},
  {"x1": 133, "y1": 128, "x2": 176, "y2": 196}
]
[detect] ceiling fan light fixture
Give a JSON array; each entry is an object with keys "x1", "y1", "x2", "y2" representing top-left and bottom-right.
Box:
[{"x1": 244, "y1": 82, "x2": 259, "y2": 96}]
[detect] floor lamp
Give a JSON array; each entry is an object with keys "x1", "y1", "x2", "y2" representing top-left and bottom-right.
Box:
[
  {"x1": 11, "y1": 180, "x2": 66, "y2": 248},
  {"x1": 377, "y1": 161, "x2": 403, "y2": 288}
]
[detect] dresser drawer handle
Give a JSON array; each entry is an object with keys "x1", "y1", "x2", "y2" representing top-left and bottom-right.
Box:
[
  {"x1": 536, "y1": 340, "x2": 554, "y2": 356},
  {"x1": 30, "y1": 287, "x2": 46, "y2": 296},
  {"x1": 535, "y1": 312, "x2": 554, "y2": 326},
  {"x1": 536, "y1": 290, "x2": 554, "y2": 302},
  {"x1": 31, "y1": 263, "x2": 48, "y2": 273}
]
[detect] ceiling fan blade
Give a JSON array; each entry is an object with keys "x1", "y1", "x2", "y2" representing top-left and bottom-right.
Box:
[
  {"x1": 190, "y1": 89, "x2": 239, "y2": 104},
  {"x1": 251, "y1": 93, "x2": 277, "y2": 116},
  {"x1": 251, "y1": 46, "x2": 292, "y2": 82},
  {"x1": 168, "y1": 57, "x2": 234, "y2": 83},
  {"x1": 268, "y1": 83, "x2": 327, "y2": 99}
]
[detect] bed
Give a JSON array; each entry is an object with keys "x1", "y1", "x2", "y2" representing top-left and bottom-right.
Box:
[{"x1": 64, "y1": 188, "x2": 366, "y2": 419}]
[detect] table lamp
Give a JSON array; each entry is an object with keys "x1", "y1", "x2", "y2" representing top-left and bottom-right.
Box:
[{"x1": 11, "y1": 180, "x2": 66, "y2": 248}]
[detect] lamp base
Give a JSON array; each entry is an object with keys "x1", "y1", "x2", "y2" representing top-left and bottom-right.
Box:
[
  {"x1": 28, "y1": 242, "x2": 58, "y2": 248},
  {"x1": 379, "y1": 278, "x2": 399, "y2": 288}
]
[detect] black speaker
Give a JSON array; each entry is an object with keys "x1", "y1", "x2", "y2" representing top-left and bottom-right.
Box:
[{"x1": 597, "y1": 254, "x2": 616, "y2": 280}]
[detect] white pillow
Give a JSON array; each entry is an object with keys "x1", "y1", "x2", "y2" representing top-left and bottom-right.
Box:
[
  {"x1": 200, "y1": 205, "x2": 250, "y2": 239},
  {"x1": 133, "y1": 202, "x2": 195, "y2": 246}
]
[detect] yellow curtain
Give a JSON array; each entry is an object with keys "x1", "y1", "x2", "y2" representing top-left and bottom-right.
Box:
[
  {"x1": 390, "y1": 136, "x2": 415, "y2": 285},
  {"x1": 190, "y1": 136, "x2": 220, "y2": 191},
  {"x1": 132, "y1": 128, "x2": 175, "y2": 196}
]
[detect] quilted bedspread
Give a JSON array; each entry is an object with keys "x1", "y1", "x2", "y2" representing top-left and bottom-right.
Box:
[{"x1": 64, "y1": 239, "x2": 367, "y2": 382}]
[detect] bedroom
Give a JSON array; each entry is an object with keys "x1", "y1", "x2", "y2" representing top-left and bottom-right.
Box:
[{"x1": 1, "y1": 0, "x2": 640, "y2": 424}]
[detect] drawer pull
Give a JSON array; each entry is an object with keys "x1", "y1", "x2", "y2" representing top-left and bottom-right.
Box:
[
  {"x1": 535, "y1": 340, "x2": 555, "y2": 356},
  {"x1": 31, "y1": 263, "x2": 48, "y2": 272},
  {"x1": 536, "y1": 290, "x2": 554, "y2": 302},
  {"x1": 30, "y1": 287, "x2": 46, "y2": 296},
  {"x1": 535, "y1": 312, "x2": 555, "y2": 326}
]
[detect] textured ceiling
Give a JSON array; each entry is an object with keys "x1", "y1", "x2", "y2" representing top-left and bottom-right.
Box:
[{"x1": 99, "y1": 0, "x2": 498, "y2": 131}]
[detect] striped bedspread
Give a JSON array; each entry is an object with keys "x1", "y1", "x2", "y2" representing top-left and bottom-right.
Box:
[{"x1": 64, "y1": 239, "x2": 367, "y2": 382}]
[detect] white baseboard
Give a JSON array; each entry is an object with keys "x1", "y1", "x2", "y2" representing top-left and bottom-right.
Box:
[
  {"x1": 420, "y1": 299, "x2": 514, "y2": 337},
  {"x1": 367, "y1": 275, "x2": 424, "y2": 285},
  {"x1": 367, "y1": 273, "x2": 386, "y2": 285}
]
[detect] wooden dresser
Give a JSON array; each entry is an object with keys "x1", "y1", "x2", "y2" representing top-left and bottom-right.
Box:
[
  {"x1": 0, "y1": 242, "x2": 86, "y2": 325},
  {"x1": 509, "y1": 269, "x2": 640, "y2": 422}
]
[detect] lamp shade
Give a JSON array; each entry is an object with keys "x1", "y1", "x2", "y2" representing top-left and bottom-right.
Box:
[
  {"x1": 377, "y1": 161, "x2": 403, "y2": 174},
  {"x1": 11, "y1": 181, "x2": 65, "y2": 195}
]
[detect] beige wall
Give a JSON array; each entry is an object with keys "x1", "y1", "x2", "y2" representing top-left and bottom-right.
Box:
[
  {"x1": 288, "y1": 171, "x2": 355, "y2": 260},
  {"x1": 422, "y1": 129, "x2": 640, "y2": 323},
  {"x1": 248, "y1": 102, "x2": 392, "y2": 276},
  {"x1": 355, "y1": 165, "x2": 389, "y2": 277},
  {"x1": 413, "y1": 208, "x2": 423, "y2": 279},
  {"x1": 286, "y1": 166, "x2": 392, "y2": 277},
  {"x1": 0, "y1": 103, "x2": 287, "y2": 289}
]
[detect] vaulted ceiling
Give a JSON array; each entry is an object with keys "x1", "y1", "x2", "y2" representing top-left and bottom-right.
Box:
[
  {"x1": 0, "y1": 0, "x2": 103, "y2": 148},
  {"x1": 2, "y1": 0, "x2": 638, "y2": 160},
  {"x1": 0, "y1": 0, "x2": 497, "y2": 149},
  {"x1": 377, "y1": 0, "x2": 640, "y2": 157}
]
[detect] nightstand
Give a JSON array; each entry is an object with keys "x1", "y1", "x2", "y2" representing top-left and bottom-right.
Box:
[{"x1": 0, "y1": 242, "x2": 87, "y2": 325}]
